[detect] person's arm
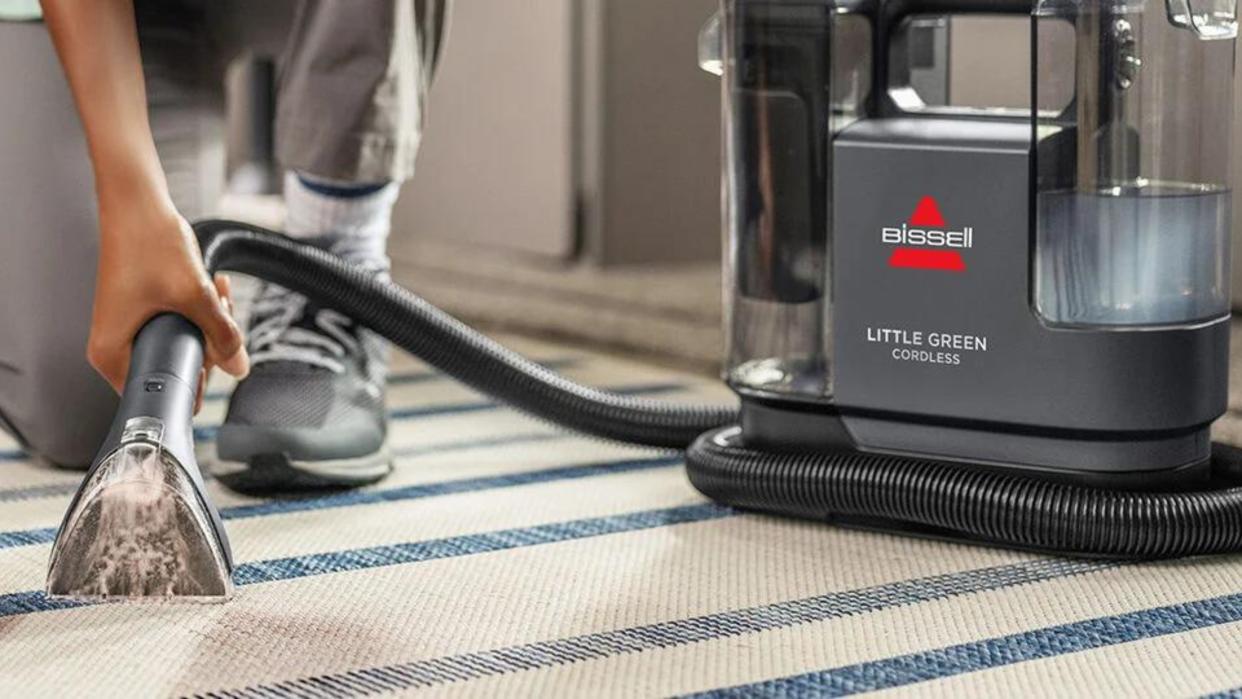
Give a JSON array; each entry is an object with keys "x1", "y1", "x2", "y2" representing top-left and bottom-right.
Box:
[{"x1": 40, "y1": 0, "x2": 248, "y2": 404}]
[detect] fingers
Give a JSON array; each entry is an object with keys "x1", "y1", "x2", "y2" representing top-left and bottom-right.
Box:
[
  {"x1": 195, "y1": 275, "x2": 239, "y2": 413},
  {"x1": 184, "y1": 273, "x2": 250, "y2": 381},
  {"x1": 195, "y1": 368, "x2": 207, "y2": 414},
  {"x1": 214, "y1": 273, "x2": 235, "y2": 317}
]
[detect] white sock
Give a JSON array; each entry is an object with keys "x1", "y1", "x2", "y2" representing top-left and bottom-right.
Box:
[{"x1": 283, "y1": 171, "x2": 400, "y2": 272}]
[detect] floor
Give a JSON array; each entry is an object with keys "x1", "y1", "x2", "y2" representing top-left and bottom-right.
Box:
[
  {"x1": 391, "y1": 237, "x2": 722, "y2": 371},
  {"x1": 3, "y1": 333, "x2": 1242, "y2": 696}
]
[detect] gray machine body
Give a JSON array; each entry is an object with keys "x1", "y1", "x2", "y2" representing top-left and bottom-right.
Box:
[{"x1": 741, "y1": 117, "x2": 1229, "y2": 488}]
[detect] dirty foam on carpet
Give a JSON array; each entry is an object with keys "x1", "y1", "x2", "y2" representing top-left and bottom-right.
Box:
[{"x1": 1, "y1": 336, "x2": 1242, "y2": 698}]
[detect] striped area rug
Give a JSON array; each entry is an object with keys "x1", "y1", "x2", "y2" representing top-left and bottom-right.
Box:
[{"x1": 2, "y1": 335, "x2": 1242, "y2": 697}]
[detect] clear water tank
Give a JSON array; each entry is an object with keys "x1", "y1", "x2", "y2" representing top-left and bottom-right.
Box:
[
  {"x1": 702, "y1": 0, "x2": 869, "y2": 402},
  {"x1": 1034, "y1": 0, "x2": 1237, "y2": 327}
]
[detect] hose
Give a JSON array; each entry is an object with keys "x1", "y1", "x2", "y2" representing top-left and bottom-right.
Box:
[
  {"x1": 196, "y1": 220, "x2": 1242, "y2": 559},
  {"x1": 196, "y1": 220, "x2": 737, "y2": 449},
  {"x1": 687, "y1": 427, "x2": 1242, "y2": 559}
]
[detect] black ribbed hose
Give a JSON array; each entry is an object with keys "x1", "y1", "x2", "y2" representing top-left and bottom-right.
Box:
[
  {"x1": 197, "y1": 220, "x2": 737, "y2": 449},
  {"x1": 197, "y1": 220, "x2": 1242, "y2": 559},
  {"x1": 688, "y1": 427, "x2": 1242, "y2": 559}
]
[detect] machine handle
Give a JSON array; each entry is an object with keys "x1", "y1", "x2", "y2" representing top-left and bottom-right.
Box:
[
  {"x1": 872, "y1": 0, "x2": 1034, "y2": 116},
  {"x1": 95, "y1": 313, "x2": 205, "y2": 471},
  {"x1": 126, "y1": 313, "x2": 205, "y2": 392},
  {"x1": 880, "y1": 0, "x2": 1031, "y2": 29}
]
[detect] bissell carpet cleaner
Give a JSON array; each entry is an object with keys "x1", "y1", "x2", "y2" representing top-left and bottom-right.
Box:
[{"x1": 47, "y1": 0, "x2": 1242, "y2": 602}]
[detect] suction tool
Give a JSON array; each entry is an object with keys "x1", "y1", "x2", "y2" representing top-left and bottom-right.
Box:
[{"x1": 47, "y1": 314, "x2": 233, "y2": 601}]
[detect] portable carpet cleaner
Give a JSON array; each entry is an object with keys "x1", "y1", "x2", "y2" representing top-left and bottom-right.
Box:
[{"x1": 46, "y1": 0, "x2": 1242, "y2": 602}]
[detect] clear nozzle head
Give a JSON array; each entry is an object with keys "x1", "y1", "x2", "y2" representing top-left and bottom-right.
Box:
[{"x1": 46, "y1": 418, "x2": 233, "y2": 601}]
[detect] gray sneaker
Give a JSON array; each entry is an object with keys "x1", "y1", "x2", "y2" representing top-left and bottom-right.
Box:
[{"x1": 216, "y1": 283, "x2": 391, "y2": 494}]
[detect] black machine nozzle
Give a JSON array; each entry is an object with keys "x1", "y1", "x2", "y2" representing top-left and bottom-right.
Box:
[{"x1": 46, "y1": 315, "x2": 233, "y2": 601}]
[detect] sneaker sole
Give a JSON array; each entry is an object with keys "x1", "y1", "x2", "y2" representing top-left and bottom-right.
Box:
[{"x1": 216, "y1": 444, "x2": 393, "y2": 495}]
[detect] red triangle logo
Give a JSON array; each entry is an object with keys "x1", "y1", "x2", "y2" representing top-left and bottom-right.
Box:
[{"x1": 909, "y1": 196, "x2": 946, "y2": 227}]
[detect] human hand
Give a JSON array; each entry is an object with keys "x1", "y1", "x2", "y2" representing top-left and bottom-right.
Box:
[{"x1": 88, "y1": 197, "x2": 249, "y2": 411}]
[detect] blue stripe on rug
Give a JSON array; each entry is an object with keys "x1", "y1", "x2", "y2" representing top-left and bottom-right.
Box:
[
  {"x1": 694, "y1": 589, "x2": 1242, "y2": 698},
  {"x1": 201, "y1": 358, "x2": 579, "y2": 403},
  {"x1": 0, "y1": 527, "x2": 58, "y2": 549},
  {"x1": 193, "y1": 381, "x2": 689, "y2": 443},
  {"x1": 233, "y1": 502, "x2": 727, "y2": 585},
  {"x1": 0, "y1": 502, "x2": 734, "y2": 619},
  {"x1": 0, "y1": 431, "x2": 565, "y2": 506},
  {"x1": 0, "y1": 452, "x2": 681, "y2": 551},
  {"x1": 196, "y1": 558, "x2": 1116, "y2": 698},
  {"x1": 223, "y1": 454, "x2": 680, "y2": 520},
  {"x1": 0, "y1": 481, "x2": 82, "y2": 504},
  {"x1": 5, "y1": 359, "x2": 595, "y2": 457}
]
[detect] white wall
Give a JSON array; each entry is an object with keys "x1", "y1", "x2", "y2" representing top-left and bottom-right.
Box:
[{"x1": 389, "y1": 0, "x2": 577, "y2": 262}]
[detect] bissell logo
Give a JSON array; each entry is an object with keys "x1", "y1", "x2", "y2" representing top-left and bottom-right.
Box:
[{"x1": 880, "y1": 196, "x2": 972, "y2": 272}]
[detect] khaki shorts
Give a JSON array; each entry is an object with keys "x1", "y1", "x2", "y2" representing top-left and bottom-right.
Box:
[{"x1": 142, "y1": 0, "x2": 449, "y2": 215}]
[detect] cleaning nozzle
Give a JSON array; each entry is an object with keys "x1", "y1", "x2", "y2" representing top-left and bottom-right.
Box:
[{"x1": 47, "y1": 315, "x2": 233, "y2": 602}]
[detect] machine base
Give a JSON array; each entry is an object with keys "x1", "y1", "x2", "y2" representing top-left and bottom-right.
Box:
[{"x1": 740, "y1": 397, "x2": 1214, "y2": 491}]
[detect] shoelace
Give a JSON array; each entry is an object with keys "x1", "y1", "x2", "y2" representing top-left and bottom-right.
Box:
[{"x1": 247, "y1": 285, "x2": 361, "y2": 374}]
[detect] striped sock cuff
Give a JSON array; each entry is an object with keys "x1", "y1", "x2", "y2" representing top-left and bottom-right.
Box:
[{"x1": 283, "y1": 171, "x2": 399, "y2": 269}]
